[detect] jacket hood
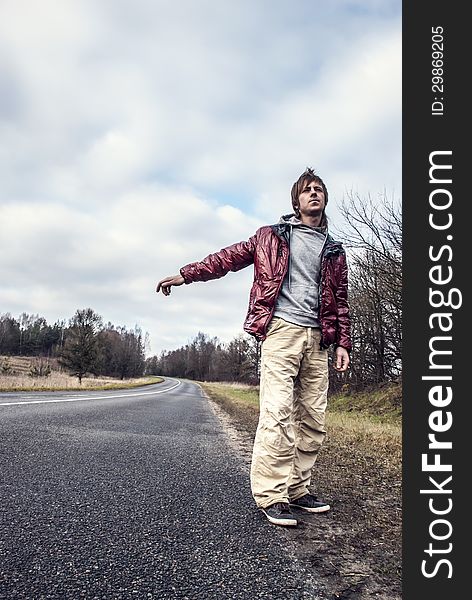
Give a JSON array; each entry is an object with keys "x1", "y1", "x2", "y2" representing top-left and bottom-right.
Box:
[{"x1": 278, "y1": 213, "x2": 328, "y2": 234}]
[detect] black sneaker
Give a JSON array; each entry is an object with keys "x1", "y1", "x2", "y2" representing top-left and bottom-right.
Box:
[
  {"x1": 261, "y1": 502, "x2": 298, "y2": 526},
  {"x1": 289, "y1": 494, "x2": 331, "y2": 513}
]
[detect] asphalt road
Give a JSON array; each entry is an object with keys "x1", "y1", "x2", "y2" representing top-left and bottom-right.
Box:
[{"x1": 0, "y1": 380, "x2": 319, "y2": 600}]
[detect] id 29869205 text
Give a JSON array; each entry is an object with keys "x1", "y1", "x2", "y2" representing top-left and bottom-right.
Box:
[{"x1": 431, "y1": 26, "x2": 445, "y2": 116}]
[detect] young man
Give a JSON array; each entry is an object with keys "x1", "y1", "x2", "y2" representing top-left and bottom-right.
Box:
[{"x1": 156, "y1": 168, "x2": 351, "y2": 527}]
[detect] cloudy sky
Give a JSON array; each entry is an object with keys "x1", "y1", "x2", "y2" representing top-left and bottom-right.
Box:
[{"x1": 0, "y1": 0, "x2": 401, "y2": 356}]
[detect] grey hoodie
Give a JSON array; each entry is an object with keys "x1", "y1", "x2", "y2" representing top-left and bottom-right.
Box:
[{"x1": 272, "y1": 214, "x2": 328, "y2": 328}]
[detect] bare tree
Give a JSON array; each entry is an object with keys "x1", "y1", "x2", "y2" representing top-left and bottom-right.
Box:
[{"x1": 333, "y1": 191, "x2": 402, "y2": 388}]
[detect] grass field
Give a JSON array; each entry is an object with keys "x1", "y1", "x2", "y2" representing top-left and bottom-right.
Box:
[{"x1": 0, "y1": 356, "x2": 163, "y2": 391}]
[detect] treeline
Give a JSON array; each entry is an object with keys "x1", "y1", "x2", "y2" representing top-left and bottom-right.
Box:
[
  {"x1": 145, "y1": 331, "x2": 260, "y2": 384},
  {"x1": 0, "y1": 313, "x2": 65, "y2": 357},
  {"x1": 0, "y1": 309, "x2": 146, "y2": 382},
  {"x1": 146, "y1": 192, "x2": 402, "y2": 391}
]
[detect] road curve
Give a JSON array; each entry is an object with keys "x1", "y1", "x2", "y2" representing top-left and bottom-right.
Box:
[{"x1": 0, "y1": 379, "x2": 318, "y2": 599}]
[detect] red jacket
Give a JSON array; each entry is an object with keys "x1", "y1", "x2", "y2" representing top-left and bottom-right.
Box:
[{"x1": 180, "y1": 223, "x2": 352, "y2": 351}]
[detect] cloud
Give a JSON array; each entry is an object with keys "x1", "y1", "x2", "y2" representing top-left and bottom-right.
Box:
[
  {"x1": 184, "y1": 24, "x2": 402, "y2": 219},
  {"x1": 0, "y1": 0, "x2": 401, "y2": 354},
  {"x1": 0, "y1": 184, "x2": 261, "y2": 352}
]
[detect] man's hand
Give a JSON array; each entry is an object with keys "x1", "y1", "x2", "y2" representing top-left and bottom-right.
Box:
[
  {"x1": 333, "y1": 346, "x2": 350, "y2": 372},
  {"x1": 156, "y1": 274, "x2": 185, "y2": 296}
]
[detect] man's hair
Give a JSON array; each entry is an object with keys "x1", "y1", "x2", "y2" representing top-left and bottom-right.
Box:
[{"x1": 291, "y1": 167, "x2": 329, "y2": 229}]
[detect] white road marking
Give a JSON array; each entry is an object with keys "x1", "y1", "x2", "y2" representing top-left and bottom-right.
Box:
[{"x1": 0, "y1": 380, "x2": 181, "y2": 406}]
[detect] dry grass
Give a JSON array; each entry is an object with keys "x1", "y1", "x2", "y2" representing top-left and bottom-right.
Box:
[
  {"x1": 0, "y1": 372, "x2": 163, "y2": 391},
  {"x1": 326, "y1": 410, "x2": 401, "y2": 473},
  {"x1": 328, "y1": 382, "x2": 402, "y2": 423},
  {"x1": 199, "y1": 381, "x2": 401, "y2": 458},
  {"x1": 0, "y1": 356, "x2": 163, "y2": 391}
]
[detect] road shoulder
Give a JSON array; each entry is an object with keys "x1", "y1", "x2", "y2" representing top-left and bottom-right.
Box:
[{"x1": 199, "y1": 381, "x2": 402, "y2": 600}]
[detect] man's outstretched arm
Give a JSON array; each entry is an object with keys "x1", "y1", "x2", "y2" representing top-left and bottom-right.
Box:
[{"x1": 156, "y1": 234, "x2": 257, "y2": 297}]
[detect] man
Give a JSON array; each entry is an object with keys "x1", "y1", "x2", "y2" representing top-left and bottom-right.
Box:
[{"x1": 156, "y1": 168, "x2": 351, "y2": 527}]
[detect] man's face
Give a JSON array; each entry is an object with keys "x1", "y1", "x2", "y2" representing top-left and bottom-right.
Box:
[{"x1": 297, "y1": 179, "x2": 326, "y2": 218}]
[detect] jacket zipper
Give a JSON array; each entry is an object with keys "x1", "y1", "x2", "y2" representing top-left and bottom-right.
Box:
[
  {"x1": 318, "y1": 242, "x2": 345, "y2": 349},
  {"x1": 263, "y1": 227, "x2": 290, "y2": 336}
]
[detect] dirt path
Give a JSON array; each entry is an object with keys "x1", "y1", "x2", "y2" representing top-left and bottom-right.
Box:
[{"x1": 203, "y1": 388, "x2": 402, "y2": 600}]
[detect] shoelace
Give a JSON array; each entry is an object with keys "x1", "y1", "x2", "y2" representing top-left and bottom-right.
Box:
[{"x1": 273, "y1": 502, "x2": 291, "y2": 513}]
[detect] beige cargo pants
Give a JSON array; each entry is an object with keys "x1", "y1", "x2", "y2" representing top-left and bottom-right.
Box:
[{"x1": 250, "y1": 317, "x2": 329, "y2": 508}]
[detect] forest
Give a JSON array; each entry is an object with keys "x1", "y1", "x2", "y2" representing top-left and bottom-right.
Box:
[{"x1": 0, "y1": 308, "x2": 146, "y2": 383}]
